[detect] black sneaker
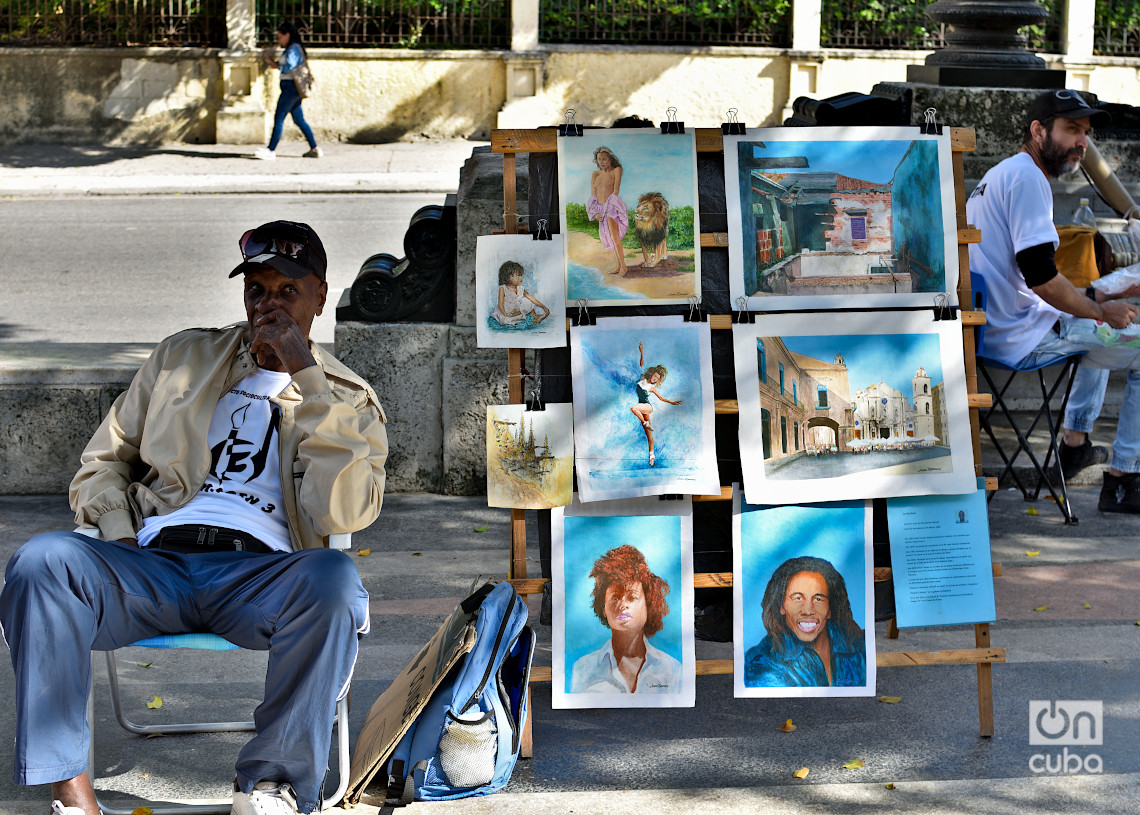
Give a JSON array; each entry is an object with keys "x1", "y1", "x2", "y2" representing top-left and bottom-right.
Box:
[
  {"x1": 1053, "y1": 439, "x2": 1109, "y2": 480},
  {"x1": 1098, "y1": 472, "x2": 1140, "y2": 514}
]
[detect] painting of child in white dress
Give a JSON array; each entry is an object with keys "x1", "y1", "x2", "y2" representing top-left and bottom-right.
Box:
[
  {"x1": 475, "y1": 233, "x2": 566, "y2": 350},
  {"x1": 552, "y1": 496, "x2": 695, "y2": 709}
]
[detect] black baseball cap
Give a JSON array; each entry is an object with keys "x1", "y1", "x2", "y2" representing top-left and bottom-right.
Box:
[
  {"x1": 1026, "y1": 90, "x2": 1111, "y2": 129},
  {"x1": 229, "y1": 220, "x2": 327, "y2": 281}
]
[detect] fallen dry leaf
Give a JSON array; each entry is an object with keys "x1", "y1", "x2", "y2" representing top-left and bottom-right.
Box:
[
  {"x1": 132, "y1": 807, "x2": 153, "y2": 815},
  {"x1": 356, "y1": 548, "x2": 371, "y2": 557},
  {"x1": 412, "y1": 552, "x2": 422, "y2": 556},
  {"x1": 1025, "y1": 551, "x2": 1040, "y2": 557},
  {"x1": 885, "y1": 783, "x2": 896, "y2": 791},
  {"x1": 777, "y1": 718, "x2": 797, "y2": 732},
  {"x1": 793, "y1": 767, "x2": 809, "y2": 779},
  {"x1": 842, "y1": 758, "x2": 865, "y2": 770},
  {"x1": 1027, "y1": 507, "x2": 1039, "y2": 516},
  {"x1": 474, "y1": 526, "x2": 488, "y2": 533},
  {"x1": 878, "y1": 696, "x2": 902, "y2": 704},
  {"x1": 136, "y1": 661, "x2": 154, "y2": 668},
  {"x1": 1083, "y1": 603, "x2": 1091, "y2": 610},
  {"x1": 1033, "y1": 606, "x2": 1049, "y2": 612},
  {"x1": 145, "y1": 695, "x2": 163, "y2": 710}
]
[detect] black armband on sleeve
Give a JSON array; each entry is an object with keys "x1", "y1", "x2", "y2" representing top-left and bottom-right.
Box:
[{"x1": 1015, "y1": 242, "x2": 1059, "y2": 288}]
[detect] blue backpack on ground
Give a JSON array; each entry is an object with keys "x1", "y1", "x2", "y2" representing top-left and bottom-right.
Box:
[{"x1": 384, "y1": 580, "x2": 535, "y2": 804}]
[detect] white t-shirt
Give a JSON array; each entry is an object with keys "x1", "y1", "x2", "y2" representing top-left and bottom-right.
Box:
[
  {"x1": 137, "y1": 368, "x2": 294, "y2": 552},
  {"x1": 966, "y1": 151, "x2": 1063, "y2": 366}
]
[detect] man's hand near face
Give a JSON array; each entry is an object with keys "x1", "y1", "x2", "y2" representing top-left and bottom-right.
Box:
[{"x1": 250, "y1": 308, "x2": 317, "y2": 375}]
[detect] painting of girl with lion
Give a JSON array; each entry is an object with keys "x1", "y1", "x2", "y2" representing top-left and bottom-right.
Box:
[{"x1": 559, "y1": 130, "x2": 701, "y2": 307}]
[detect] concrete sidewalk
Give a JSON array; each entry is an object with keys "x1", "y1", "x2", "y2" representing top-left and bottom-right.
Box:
[
  {"x1": 0, "y1": 486, "x2": 1139, "y2": 814},
  {"x1": 0, "y1": 140, "x2": 487, "y2": 197}
]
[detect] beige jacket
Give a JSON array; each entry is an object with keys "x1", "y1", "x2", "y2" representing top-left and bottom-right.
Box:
[{"x1": 70, "y1": 324, "x2": 388, "y2": 550}]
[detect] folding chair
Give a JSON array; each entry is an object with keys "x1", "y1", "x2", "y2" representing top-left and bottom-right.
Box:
[
  {"x1": 87, "y1": 533, "x2": 354, "y2": 815},
  {"x1": 972, "y1": 271, "x2": 1084, "y2": 524}
]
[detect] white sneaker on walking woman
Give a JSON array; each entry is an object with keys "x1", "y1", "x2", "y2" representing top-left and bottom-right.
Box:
[{"x1": 253, "y1": 147, "x2": 276, "y2": 161}]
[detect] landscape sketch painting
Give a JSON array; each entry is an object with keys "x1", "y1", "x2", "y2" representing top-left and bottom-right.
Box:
[
  {"x1": 571, "y1": 316, "x2": 720, "y2": 502},
  {"x1": 733, "y1": 311, "x2": 975, "y2": 504},
  {"x1": 724, "y1": 127, "x2": 958, "y2": 311},
  {"x1": 558, "y1": 130, "x2": 701, "y2": 307},
  {"x1": 732, "y1": 491, "x2": 876, "y2": 698},
  {"x1": 486, "y1": 403, "x2": 574, "y2": 509},
  {"x1": 475, "y1": 233, "x2": 566, "y2": 349},
  {"x1": 552, "y1": 495, "x2": 696, "y2": 709}
]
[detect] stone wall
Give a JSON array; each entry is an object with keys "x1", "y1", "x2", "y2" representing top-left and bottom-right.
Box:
[{"x1": 4, "y1": 44, "x2": 1139, "y2": 147}]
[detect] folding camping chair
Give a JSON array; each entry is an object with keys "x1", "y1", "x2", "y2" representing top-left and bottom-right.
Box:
[
  {"x1": 87, "y1": 533, "x2": 354, "y2": 815},
  {"x1": 972, "y1": 271, "x2": 1084, "y2": 524}
]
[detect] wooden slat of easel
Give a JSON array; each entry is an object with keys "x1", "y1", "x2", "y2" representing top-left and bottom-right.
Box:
[{"x1": 496, "y1": 126, "x2": 1003, "y2": 756}]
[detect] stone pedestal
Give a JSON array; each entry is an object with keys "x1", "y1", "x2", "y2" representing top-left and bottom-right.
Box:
[
  {"x1": 330, "y1": 146, "x2": 528, "y2": 496},
  {"x1": 215, "y1": 50, "x2": 266, "y2": 144}
]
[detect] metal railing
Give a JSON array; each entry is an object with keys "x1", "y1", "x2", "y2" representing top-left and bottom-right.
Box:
[
  {"x1": 1095, "y1": 0, "x2": 1140, "y2": 55},
  {"x1": 255, "y1": 0, "x2": 510, "y2": 47},
  {"x1": 0, "y1": 0, "x2": 225, "y2": 46},
  {"x1": 539, "y1": 0, "x2": 792, "y2": 47}
]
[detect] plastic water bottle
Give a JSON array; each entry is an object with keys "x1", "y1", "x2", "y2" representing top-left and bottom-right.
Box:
[{"x1": 1072, "y1": 198, "x2": 1097, "y2": 228}]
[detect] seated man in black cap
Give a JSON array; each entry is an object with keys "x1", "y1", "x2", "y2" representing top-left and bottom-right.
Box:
[
  {"x1": 0, "y1": 221, "x2": 388, "y2": 815},
  {"x1": 967, "y1": 90, "x2": 1140, "y2": 513}
]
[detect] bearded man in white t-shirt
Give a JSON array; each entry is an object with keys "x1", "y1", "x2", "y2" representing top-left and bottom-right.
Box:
[
  {"x1": 967, "y1": 90, "x2": 1140, "y2": 513},
  {"x1": 0, "y1": 221, "x2": 388, "y2": 815}
]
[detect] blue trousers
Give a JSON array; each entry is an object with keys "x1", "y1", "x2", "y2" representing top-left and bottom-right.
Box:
[
  {"x1": 269, "y1": 80, "x2": 317, "y2": 151},
  {"x1": 0, "y1": 533, "x2": 369, "y2": 814}
]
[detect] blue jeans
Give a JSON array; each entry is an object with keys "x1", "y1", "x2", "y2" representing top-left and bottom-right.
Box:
[
  {"x1": 0, "y1": 533, "x2": 368, "y2": 813},
  {"x1": 1016, "y1": 330, "x2": 1140, "y2": 473},
  {"x1": 269, "y1": 80, "x2": 316, "y2": 151}
]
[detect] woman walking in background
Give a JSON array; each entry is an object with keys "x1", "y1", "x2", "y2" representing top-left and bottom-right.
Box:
[{"x1": 255, "y1": 22, "x2": 322, "y2": 160}]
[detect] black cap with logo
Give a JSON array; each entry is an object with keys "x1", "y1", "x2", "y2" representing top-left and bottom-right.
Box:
[
  {"x1": 1026, "y1": 90, "x2": 1111, "y2": 129},
  {"x1": 229, "y1": 220, "x2": 327, "y2": 281}
]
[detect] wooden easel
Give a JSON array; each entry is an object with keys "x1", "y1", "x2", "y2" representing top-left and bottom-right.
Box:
[{"x1": 491, "y1": 125, "x2": 1005, "y2": 757}]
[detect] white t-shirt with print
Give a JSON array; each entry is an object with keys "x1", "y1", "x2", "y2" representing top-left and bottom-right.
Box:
[
  {"x1": 966, "y1": 151, "x2": 1063, "y2": 366},
  {"x1": 137, "y1": 368, "x2": 294, "y2": 552}
]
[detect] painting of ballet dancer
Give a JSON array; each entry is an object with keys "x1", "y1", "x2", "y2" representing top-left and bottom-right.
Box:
[
  {"x1": 475, "y1": 234, "x2": 567, "y2": 349},
  {"x1": 570, "y1": 316, "x2": 719, "y2": 502},
  {"x1": 558, "y1": 130, "x2": 701, "y2": 307},
  {"x1": 724, "y1": 126, "x2": 958, "y2": 312}
]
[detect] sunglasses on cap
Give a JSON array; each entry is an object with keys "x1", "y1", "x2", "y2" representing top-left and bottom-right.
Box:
[
  {"x1": 232, "y1": 221, "x2": 326, "y2": 280},
  {"x1": 239, "y1": 227, "x2": 309, "y2": 263}
]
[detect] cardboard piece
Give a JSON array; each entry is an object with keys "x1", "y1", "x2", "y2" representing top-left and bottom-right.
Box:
[{"x1": 343, "y1": 584, "x2": 483, "y2": 805}]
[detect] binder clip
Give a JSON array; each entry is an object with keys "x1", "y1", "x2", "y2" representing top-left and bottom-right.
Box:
[
  {"x1": 920, "y1": 107, "x2": 943, "y2": 136},
  {"x1": 532, "y1": 219, "x2": 552, "y2": 241},
  {"x1": 526, "y1": 390, "x2": 545, "y2": 412},
  {"x1": 559, "y1": 108, "x2": 583, "y2": 138},
  {"x1": 932, "y1": 293, "x2": 957, "y2": 321},
  {"x1": 660, "y1": 107, "x2": 685, "y2": 135},
  {"x1": 683, "y1": 296, "x2": 707, "y2": 323},
  {"x1": 733, "y1": 296, "x2": 755, "y2": 324},
  {"x1": 573, "y1": 298, "x2": 595, "y2": 326},
  {"x1": 721, "y1": 107, "x2": 746, "y2": 136},
  {"x1": 658, "y1": 494, "x2": 684, "y2": 501}
]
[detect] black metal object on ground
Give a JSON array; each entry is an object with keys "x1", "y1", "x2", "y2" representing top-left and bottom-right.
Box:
[
  {"x1": 337, "y1": 194, "x2": 456, "y2": 323},
  {"x1": 783, "y1": 92, "x2": 910, "y2": 127}
]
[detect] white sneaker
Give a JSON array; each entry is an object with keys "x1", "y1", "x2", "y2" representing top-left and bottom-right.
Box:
[
  {"x1": 51, "y1": 802, "x2": 85, "y2": 815},
  {"x1": 253, "y1": 147, "x2": 276, "y2": 161},
  {"x1": 231, "y1": 781, "x2": 301, "y2": 815}
]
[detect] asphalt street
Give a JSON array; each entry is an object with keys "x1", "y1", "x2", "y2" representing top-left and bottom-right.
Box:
[{"x1": 1, "y1": 193, "x2": 444, "y2": 345}]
